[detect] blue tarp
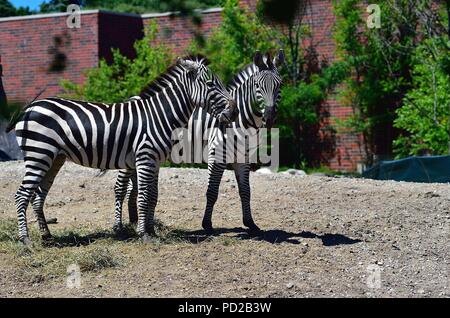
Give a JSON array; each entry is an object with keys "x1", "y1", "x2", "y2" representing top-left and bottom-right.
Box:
[{"x1": 362, "y1": 155, "x2": 450, "y2": 183}]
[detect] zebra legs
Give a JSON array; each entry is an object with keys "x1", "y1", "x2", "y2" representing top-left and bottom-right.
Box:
[
  {"x1": 31, "y1": 155, "x2": 66, "y2": 240},
  {"x1": 128, "y1": 171, "x2": 138, "y2": 224},
  {"x1": 15, "y1": 156, "x2": 59, "y2": 244},
  {"x1": 136, "y1": 162, "x2": 159, "y2": 240},
  {"x1": 113, "y1": 169, "x2": 136, "y2": 231},
  {"x1": 202, "y1": 162, "x2": 226, "y2": 231},
  {"x1": 233, "y1": 163, "x2": 259, "y2": 231}
]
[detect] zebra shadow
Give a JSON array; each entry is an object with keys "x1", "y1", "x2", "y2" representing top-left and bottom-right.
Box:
[
  {"x1": 41, "y1": 226, "x2": 362, "y2": 247},
  {"x1": 41, "y1": 227, "x2": 137, "y2": 248},
  {"x1": 171, "y1": 227, "x2": 363, "y2": 246}
]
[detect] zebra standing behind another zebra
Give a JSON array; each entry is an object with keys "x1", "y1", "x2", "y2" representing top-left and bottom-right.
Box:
[
  {"x1": 115, "y1": 50, "x2": 284, "y2": 233},
  {"x1": 8, "y1": 56, "x2": 237, "y2": 244}
]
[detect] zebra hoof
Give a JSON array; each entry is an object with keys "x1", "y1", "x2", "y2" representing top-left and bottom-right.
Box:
[
  {"x1": 112, "y1": 224, "x2": 123, "y2": 233},
  {"x1": 202, "y1": 220, "x2": 213, "y2": 233},
  {"x1": 244, "y1": 221, "x2": 261, "y2": 234},
  {"x1": 141, "y1": 233, "x2": 152, "y2": 243},
  {"x1": 41, "y1": 233, "x2": 53, "y2": 242},
  {"x1": 20, "y1": 237, "x2": 32, "y2": 246}
]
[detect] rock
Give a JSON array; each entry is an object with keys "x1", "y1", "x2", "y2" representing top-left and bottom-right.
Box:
[
  {"x1": 47, "y1": 218, "x2": 58, "y2": 224},
  {"x1": 286, "y1": 282, "x2": 294, "y2": 289},
  {"x1": 424, "y1": 191, "x2": 439, "y2": 198},
  {"x1": 282, "y1": 169, "x2": 307, "y2": 176},
  {"x1": 255, "y1": 167, "x2": 273, "y2": 175}
]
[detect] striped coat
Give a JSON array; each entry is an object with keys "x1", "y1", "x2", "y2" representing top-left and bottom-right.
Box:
[
  {"x1": 11, "y1": 56, "x2": 236, "y2": 244},
  {"x1": 115, "y1": 51, "x2": 284, "y2": 233}
]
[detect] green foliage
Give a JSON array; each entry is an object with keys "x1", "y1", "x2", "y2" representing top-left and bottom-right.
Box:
[
  {"x1": 0, "y1": 0, "x2": 32, "y2": 17},
  {"x1": 333, "y1": 0, "x2": 448, "y2": 164},
  {"x1": 393, "y1": 39, "x2": 450, "y2": 157},
  {"x1": 37, "y1": 0, "x2": 221, "y2": 14},
  {"x1": 191, "y1": 0, "x2": 277, "y2": 83},
  {"x1": 61, "y1": 23, "x2": 173, "y2": 103}
]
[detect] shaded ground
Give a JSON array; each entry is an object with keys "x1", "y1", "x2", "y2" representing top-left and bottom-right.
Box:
[{"x1": 0, "y1": 161, "x2": 448, "y2": 297}]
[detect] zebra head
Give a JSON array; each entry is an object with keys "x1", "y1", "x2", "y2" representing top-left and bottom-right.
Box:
[
  {"x1": 177, "y1": 56, "x2": 237, "y2": 124},
  {"x1": 251, "y1": 50, "x2": 284, "y2": 128}
]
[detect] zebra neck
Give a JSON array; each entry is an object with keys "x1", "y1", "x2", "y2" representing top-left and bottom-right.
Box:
[
  {"x1": 142, "y1": 83, "x2": 195, "y2": 131},
  {"x1": 232, "y1": 79, "x2": 263, "y2": 130}
]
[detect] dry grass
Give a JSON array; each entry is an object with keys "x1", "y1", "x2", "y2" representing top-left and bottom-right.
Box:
[
  {"x1": 0, "y1": 218, "x2": 124, "y2": 283},
  {"x1": 0, "y1": 217, "x2": 207, "y2": 284}
]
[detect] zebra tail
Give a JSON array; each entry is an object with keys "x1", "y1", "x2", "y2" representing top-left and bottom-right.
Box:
[
  {"x1": 5, "y1": 87, "x2": 47, "y2": 133},
  {"x1": 95, "y1": 169, "x2": 108, "y2": 177}
]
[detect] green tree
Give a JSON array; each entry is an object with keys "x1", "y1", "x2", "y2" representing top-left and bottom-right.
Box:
[
  {"x1": 393, "y1": 38, "x2": 450, "y2": 157},
  {"x1": 333, "y1": 0, "x2": 448, "y2": 164},
  {"x1": 0, "y1": 0, "x2": 32, "y2": 17},
  {"x1": 61, "y1": 23, "x2": 173, "y2": 103},
  {"x1": 191, "y1": 0, "x2": 276, "y2": 83},
  {"x1": 257, "y1": 0, "x2": 347, "y2": 167},
  {"x1": 0, "y1": 0, "x2": 17, "y2": 17},
  {"x1": 38, "y1": 0, "x2": 221, "y2": 14}
]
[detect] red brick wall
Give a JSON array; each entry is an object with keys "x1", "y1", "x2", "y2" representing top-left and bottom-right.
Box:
[
  {"x1": 0, "y1": 13, "x2": 99, "y2": 103},
  {"x1": 142, "y1": 9, "x2": 222, "y2": 56},
  {"x1": 304, "y1": 0, "x2": 365, "y2": 171}
]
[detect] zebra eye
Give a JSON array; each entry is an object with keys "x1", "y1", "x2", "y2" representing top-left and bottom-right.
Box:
[{"x1": 206, "y1": 81, "x2": 215, "y2": 88}]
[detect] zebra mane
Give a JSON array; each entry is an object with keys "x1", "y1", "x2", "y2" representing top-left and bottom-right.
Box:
[
  {"x1": 226, "y1": 64, "x2": 258, "y2": 91},
  {"x1": 139, "y1": 55, "x2": 209, "y2": 99}
]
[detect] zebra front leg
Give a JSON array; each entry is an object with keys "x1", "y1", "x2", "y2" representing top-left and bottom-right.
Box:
[
  {"x1": 233, "y1": 163, "x2": 260, "y2": 232},
  {"x1": 31, "y1": 155, "x2": 66, "y2": 241},
  {"x1": 202, "y1": 162, "x2": 226, "y2": 232},
  {"x1": 145, "y1": 168, "x2": 159, "y2": 235},
  {"x1": 127, "y1": 171, "x2": 138, "y2": 224},
  {"x1": 136, "y1": 161, "x2": 158, "y2": 241},
  {"x1": 113, "y1": 169, "x2": 133, "y2": 232}
]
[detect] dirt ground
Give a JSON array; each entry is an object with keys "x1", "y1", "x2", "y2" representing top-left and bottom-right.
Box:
[{"x1": 0, "y1": 160, "x2": 449, "y2": 298}]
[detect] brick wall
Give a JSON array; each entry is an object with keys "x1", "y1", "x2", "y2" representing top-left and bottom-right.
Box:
[
  {"x1": 0, "y1": 12, "x2": 99, "y2": 102},
  {"x1": 142, "y1": 9, "x2": 222, "y2": 55},
  {"x1": 304, "y1": 0, "x2": 365, "y2": 171},
  {"x1": 0, "y1": 0, "x2": 366, "y2": 171}
]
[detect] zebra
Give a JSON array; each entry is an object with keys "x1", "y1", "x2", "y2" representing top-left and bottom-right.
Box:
[
  {"x1": 9, "y1": 55, "x2": 237, "y2": 244},
  {"x1": 114, "y1": 50, "x2": 284, "y2": 233}
]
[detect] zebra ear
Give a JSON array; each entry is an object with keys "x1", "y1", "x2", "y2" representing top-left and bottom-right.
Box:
[
  {"x1": 253, "y1": 51, "x2": 266, "y2": 70},
  {"x1": 273, "y1": 49, "x2": 285, "y2": 68},
  {"x1": 177, "y1": 58, "x2": 199, "y2": 72}
]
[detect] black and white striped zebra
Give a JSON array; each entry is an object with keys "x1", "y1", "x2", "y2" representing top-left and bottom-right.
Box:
[
  {"x1": 115, "y1": 50, "x2": 284, "y2": 233},
  {"x1": 9, "y1": 56, "x2": 236, "y2": 244}
]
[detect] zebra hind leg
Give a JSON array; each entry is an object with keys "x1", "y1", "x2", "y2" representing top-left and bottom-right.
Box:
[
  {"x1": 136, "y1": 161, "x2": 159, "y2": 242},
  {"x1": 202, "y1": 162, "x2": 226, "y2": 232},
  {"x1": 15, "y1": 159, "x2": 56, "y2": 245},
  {"x1": 113, "y1": 169, "x2": 133, "y2": 232},
  {"x1": 127, "y1": 171, "x2": 138, "y2": 224},
  {"x1": 31, "y1": 155, "x2": 66, "y2": 241}
]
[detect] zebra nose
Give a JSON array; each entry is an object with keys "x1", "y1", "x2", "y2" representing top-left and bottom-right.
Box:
[{"x1": 263, "y1": 106, "x2": 276, "y2": 128}]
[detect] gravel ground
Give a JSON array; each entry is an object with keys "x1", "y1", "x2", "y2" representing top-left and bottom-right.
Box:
[{"x1": 0, "y1": 160, "x2": 449, "y2": 298}]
